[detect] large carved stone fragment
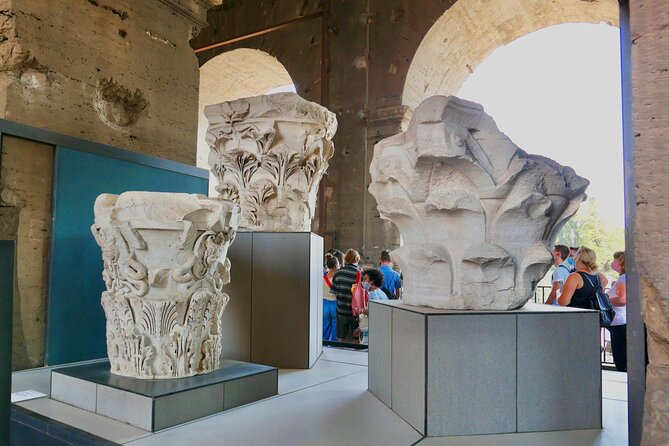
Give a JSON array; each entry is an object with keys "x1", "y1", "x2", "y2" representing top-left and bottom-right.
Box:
[
  {"x1": 93, "y1": 77, "x2": 148, "y2": 130},
  {"x1": 91, "y1": 192, "x2": 239, "y2": 378},
  {"x1": 205, "y1": 93, "x2": 337, "y2": 231},
  {"x1": 369, "y1": 96, "x2": 589, "y2": 310}
]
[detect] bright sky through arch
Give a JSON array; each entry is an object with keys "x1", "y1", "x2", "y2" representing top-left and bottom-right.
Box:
[{"x1": 458, "y1": 23, "x2": 624, "y2": 229}]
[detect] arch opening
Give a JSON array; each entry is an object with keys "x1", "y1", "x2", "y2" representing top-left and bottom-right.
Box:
[
  {"x1": 197, "y1": 48, "x2": 296, "y2": 175},
  {"x1": 402, "y1": 0, "x2": 619, "y2": 110}
]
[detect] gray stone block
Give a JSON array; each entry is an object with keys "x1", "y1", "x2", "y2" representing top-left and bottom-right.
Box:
[
  {"x1": 153, "y1": 382, "x2": 225, "y2": 431},
  {"x1": 517, "y1": 312, "x2": 601, "y2": 432},
  {"x1": 51, "y1": 360, "x2": 278, "y2": 432},
  {"x1": 391, "y1": 308, "x2": 426, "y2": 434},
  {"x1": 426, "y1": 314, "x2": 516, "y2": 436},
  {"x1": 368, "y1": 302, "x2": 392, "y2": 407},
  {"x1": 224, "y1": 232, "x2": 323, "y2": 369},
  {"x1": 224, "y1": 369, "x2": 278, "y2": 410},
  {"x1": 96, "y1": 384, "x2": 153, "y2": 431},
  {"x1": 368, "y1": 300, "x2": 601, "y2": 437},
  {"x1": 50, "y1": 372, "x2": 97, "y2": 413}
]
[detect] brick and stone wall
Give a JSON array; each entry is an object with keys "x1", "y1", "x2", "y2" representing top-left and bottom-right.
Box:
[
  {"x1": 0, "y1": 0, "x2": 212, "y2": 165},
  {"x1": 630, "y1": 1, "x2": 669, "y2": 444}
]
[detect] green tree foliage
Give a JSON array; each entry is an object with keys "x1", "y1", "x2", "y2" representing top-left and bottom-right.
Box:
[{"x1": 555, "y1": 198, "x2": 625, "y2": 273}]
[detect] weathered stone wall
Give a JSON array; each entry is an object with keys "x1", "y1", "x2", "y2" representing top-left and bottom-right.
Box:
[
  {"x1": 0, "y1": 0, "x2": 207, "y2": 165},
  {"x1": 630, "y1": 2, "x2": 669, "y2": 444},
  {"x1": 326, "y1": 0, "x2": 369, "y2": 254},
  {"x1": 0, "y1": 136, "x2": 53, "y2": 370},
  {"x1": 0, "y1": 0, "x2": 214, "y2": 368}
]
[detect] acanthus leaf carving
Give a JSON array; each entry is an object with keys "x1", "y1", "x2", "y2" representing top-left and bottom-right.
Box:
[
  {"x1": 261, "y1": 143, "x2": 302, "y2": 186},
  {"x1": 225, "y1": 150, "x2": 260, "y2": 188},
  {"x1": 205, "y1": 93, "x2": 337, "y2": 231}
]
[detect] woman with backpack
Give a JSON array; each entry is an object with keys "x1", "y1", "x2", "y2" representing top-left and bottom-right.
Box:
[{"x1": 558, "y1": 247, "x2": 604, "y2": 309}]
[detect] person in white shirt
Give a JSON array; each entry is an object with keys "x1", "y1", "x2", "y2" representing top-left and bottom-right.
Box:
[
  {"x1": 545, "y1": 245, "x2": 573, "y2": 306},
  {"x1": 607, "y1": 251, "x2": 627, "y2": 372}
]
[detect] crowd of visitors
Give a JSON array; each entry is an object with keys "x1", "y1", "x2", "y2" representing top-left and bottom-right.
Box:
[
  {"x1": 323, "y1": 244, "x2": 628, "y2": 372},
  {"x1": 323, "y1": 248, "x2": 402, "y2": 344}
]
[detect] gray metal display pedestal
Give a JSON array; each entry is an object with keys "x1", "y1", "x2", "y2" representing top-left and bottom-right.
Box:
[
  {"x1": 221, "y1": 231, "x2": 323, "y2": 369},
  {"x1": 50, "y1": 360, "x2": 278, "y2": 431},
  {"x1": 368, "y1": 300, "x2": 602, "y2": 437}
]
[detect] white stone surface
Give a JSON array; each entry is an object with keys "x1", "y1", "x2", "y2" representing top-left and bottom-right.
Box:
[
  {"x1": 205, "y1": 93, "x2": 337, "y2": 231},
  {"x1": 91, "y1": 192, "x2": 240, "y2": 378},
  {"x1": 369, "y1": 96, "x2": 589, "y2": 310},
  {"x1": 96, "y1": 385, "x2": 153, "y2": 431},
  {"x1": 50, "y1": 373, "x2": 97, "y2": 413}
]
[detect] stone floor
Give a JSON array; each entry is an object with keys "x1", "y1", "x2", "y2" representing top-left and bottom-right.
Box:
[{"x1": 11, "y1": 347, "x2": 628, "y2": 446}]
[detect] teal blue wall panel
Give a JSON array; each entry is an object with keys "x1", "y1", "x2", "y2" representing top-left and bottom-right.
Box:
[
  {"x1": 46, "y1": 147, "x2": 208, "y2": 365},
  {"x1": 0, "y1": 241, "x2": 14, "y2": 446}
]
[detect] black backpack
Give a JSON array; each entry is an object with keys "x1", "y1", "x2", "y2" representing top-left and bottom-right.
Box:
[
  {"x1": 583, "y1": 274, "x2": 615, "y2": 327},
  {"x1": 380, "y1": 286, "x2": 393, "y2": 299}
]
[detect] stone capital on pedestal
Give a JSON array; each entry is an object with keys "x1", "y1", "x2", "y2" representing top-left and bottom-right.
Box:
[
  {"x1": 369, "y1": 96, "x2": 589, "y2": 310},
  {"x1": 91, "y1": 192, "x2": 240, "y2": 379},
  {"x1": 205, "y1": 93, "x2": 337, "y2": 232}
]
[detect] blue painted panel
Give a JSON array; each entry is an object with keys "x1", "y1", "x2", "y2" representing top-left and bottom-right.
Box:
[
  {"x1": 46, "y1": 147, "x2": 207, "y2": 365},
  {"x1": 1, "y1": 241, "x2": 14, "y2": 446}
]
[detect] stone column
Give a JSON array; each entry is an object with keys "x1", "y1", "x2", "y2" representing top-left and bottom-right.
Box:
[
  {"x1": 0, "y1": 137, "x2": 53, "y2": 370},
  {"x1": 205, "y1": 93, "x2": 337, "y2": 232},
  {"x1": 630, "y1": 1, "x2": 669, "y2": 444},
  {"x1": 363, "y1": 105, "x2": 412, "y2": 261},
  {"x1": 91, "y1": 192, "x2": 239, "y2": 379}
]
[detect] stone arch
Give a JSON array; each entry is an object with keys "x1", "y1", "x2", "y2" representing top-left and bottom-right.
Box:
[
  {"x1": 402, "y1": 0, "x2": 619, "y2": 110},
  {"x1": 197, "y1": 48, "x2": 295, "y2": 169}
]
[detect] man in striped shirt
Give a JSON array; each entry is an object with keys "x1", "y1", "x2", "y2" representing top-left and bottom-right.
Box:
[{"x1": 330, "y1": 249, "x2": 361, "y2": 341}]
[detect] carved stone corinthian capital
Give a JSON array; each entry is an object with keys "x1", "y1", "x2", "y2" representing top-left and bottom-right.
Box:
[
  {"x1": 205, "y1": 93, "x2": 338, "y2": 231},
  {"x1": 369, "y1": 96, "x2": 589, "y2": 310},
  {"x1": 91, "y1": 192, "x2": 240, "y2": 378}
]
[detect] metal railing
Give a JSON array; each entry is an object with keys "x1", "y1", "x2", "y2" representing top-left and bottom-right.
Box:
[{"x1": 533, "y1": 286, "x2": 616, "y2": 369}]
